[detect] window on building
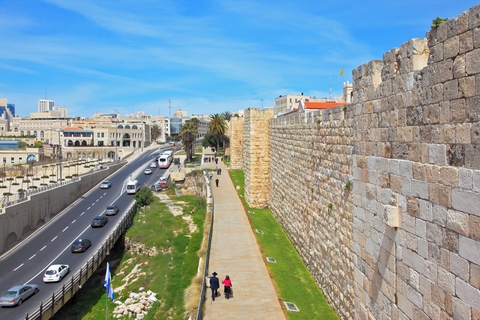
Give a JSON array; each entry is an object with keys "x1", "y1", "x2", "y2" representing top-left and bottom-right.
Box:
[
  {"x1": 10, "y1": 157, "x2": 14, "y2": 164},
  {"x1": 2, "y1": 157, "x2": 5, "y2": 163},
  {"x1": 19, "y1": 157, "x2": 22, "y2": 164},
  {"x1": 101, "y1": 133, "x2": 104, "y2": 137},
  {"x1": 97, "y1": 133, "x2": 100, "y2": 137}
]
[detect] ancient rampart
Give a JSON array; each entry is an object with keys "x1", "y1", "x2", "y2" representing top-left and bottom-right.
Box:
[{"x1": 234, "y1": 4, "x2": 480, "y2": 320}]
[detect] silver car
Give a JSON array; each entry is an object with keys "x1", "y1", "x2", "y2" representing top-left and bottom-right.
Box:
[{"x1": 0, "y1": 284, "x2": 39, "y2": 307}]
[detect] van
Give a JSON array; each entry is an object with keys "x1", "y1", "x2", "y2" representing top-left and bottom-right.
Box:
[
  {"x1": 162, "y1": 150, "x2": 173, "y2": 156},
  {"x1": 126, "y1": 180, "x2": 140, "y2": 194},
  {"x1": 158, "y1": 154, "x2": 173, "y2": 169}
]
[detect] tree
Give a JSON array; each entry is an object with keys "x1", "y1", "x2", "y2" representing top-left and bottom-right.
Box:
[
  {"x1": 221, "y1": 111, "x2": 232, "y2": 121},
  {"x1": 133, "y1": 186, "x2": 154, "y2": 207},
  {"x1": 180, "y1": 122, "x2": 198, "y2": 162},
  {"x1": 208, "y1": 113, "x2": 228, "y2": 153},
  {"x1": 150, "y1": 125, "x2": 162, "y2": 141}
]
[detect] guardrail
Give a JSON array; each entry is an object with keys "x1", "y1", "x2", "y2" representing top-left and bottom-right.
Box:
[
  {"x1": 21, "y1": 203, "x2": 137, "y2": 320},
  {"x1": 195, "y1": 169, "x2": 214, "y2": 319}
]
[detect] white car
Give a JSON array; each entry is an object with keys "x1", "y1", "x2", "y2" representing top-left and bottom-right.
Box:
[
  {"x1": 144, "y1": 168, "x2": 152, "y2": 175},
  {"x1": 150, "y1": 162, "x2": 157, "y2": 168},
  {"x1": 43, "y1": 264, "x2": 70, "y2": 283}
]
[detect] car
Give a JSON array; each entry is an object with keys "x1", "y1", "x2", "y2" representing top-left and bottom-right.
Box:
[
  {"x1": 0, "y1": 284, "x2": 39, "y2": 307},
  {"x1": 144, "y1": 168, "x2": 152, "y2": 175},
  {"x1": 105, "y1": 205, "x2": 119, "y2": 216},
  {"x1": 91, "y1": 215, "x2": 108, "y2": 227},
  {"x1": 150, "y1": 162, "x2": 157, "y2": 168},
  {"x1": 43, "y1": 264, "x2": 70, "y2": 283},
  {"x1": 100, "y1": 180, "x2": 112, "y2": 189},
  {"x1": 151, "y1": 180, "x2": 168, "y2": 192},
  {"x1": 71, "y1": 238, "x2": 92, "y2": 253}
]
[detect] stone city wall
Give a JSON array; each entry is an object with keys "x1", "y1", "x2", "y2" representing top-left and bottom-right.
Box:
[
  {"x1": 352, "y1": 5, "x2": 480, "y2": 319},
  {"x1": 229, "y1": 117, "x2": 244, "y2": 170},
  {"x1": 269, "y1": 108, "x2": 355, "y2": 319},
  {"x1": 243, "y1": 108, "x2": 274, "y2": 208},
  {"x1": 234, "y1": 4, "x2": 480, "y2": 320}
]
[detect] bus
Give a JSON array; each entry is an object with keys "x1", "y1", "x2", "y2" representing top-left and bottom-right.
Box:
[
  {"x1": 158, "y1": 154, "x2": 173, "y2": 169},
  {"x1": 126, "y1": 180, "x2": 140, "y2": 194}
]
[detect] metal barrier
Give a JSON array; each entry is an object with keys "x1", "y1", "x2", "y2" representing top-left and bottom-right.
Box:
[
  {"x1": 195, "y1": 169, "x2": 215, "y2": 319},
  {"x1": 21, "y1": 203, "x2": 137, "y2": 320}
]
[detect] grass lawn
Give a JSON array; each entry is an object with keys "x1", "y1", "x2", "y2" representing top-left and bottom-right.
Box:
[
  {"x1": 230, "y1": 170, "x2": 339, "y2": 320},
  {"x1": 52, "y1": 193, "x2": 205, "y2": 320}
]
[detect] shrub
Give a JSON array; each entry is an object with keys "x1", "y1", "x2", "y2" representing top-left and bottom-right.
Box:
[
  {"x1": 41, "y1": 175, "x2": 49, "y2": 179},
  {"x1": 328, "y1": 203, "x2": 333, "y2": 209},
  {"x1": 17, "y1": 189, "x2": 25, "y2": 192},
  {"x1": 29, "y1": 186, "x2": 38, "y2": 189},
  {"x1": 3, "y1": 192, "x2": 13, "y2": 196},
  {"x1": 65, "y1": 176, "x2": 72, "y2": 179},
  {"x1": 12, "y1": 183, "x2": 19, "y2": 186},
  {"x1": 49, "y1": 180, "x2": 57, "y2": 183}
]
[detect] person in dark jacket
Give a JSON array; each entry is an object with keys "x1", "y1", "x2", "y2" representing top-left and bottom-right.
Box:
[{"x1": 210, "y1": 272, "x2": 220, "y2": 301}]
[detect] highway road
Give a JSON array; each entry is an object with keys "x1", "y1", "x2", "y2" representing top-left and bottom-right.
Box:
[{"x1": 0, "y1": 146, "x2": 173, "y2": 320}]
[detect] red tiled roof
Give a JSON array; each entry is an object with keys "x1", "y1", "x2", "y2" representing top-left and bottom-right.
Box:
[{"x1": 304, "y1": 101, "x2": 345, "y2": 109}]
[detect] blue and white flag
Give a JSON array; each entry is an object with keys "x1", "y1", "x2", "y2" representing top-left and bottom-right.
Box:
[{"x1": 104, "y1": 262, "x2": 115, "y2": 301}]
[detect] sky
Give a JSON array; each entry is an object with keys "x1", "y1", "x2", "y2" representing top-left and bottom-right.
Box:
[{"x1": 0, "y1": 0, "x2": 477, "y2": 118}]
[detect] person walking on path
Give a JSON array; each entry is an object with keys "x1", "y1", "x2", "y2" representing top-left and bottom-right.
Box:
[
  {"x1": 222, "y1": 275, "x2": 232, "y2": 299},
  {"x1": 209, "y1": 272, "x2": 220, "y2": 301},
  {"x1": 215, "y1": 178, "x2": 219, "y2": 187}
]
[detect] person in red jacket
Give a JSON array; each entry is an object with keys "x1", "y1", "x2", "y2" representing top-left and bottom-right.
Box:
[{"x1": 222, "y1": 275, "x2": 232, "y2": 299}]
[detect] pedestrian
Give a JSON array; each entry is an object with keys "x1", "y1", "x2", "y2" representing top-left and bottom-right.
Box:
[
  {"x1": 219, "y1": 168, "x2": 222, "y2": 175},
  {"x1": 209, "y1": 272, "x2": 220, "y2": 301},
  {"x1": 215, "y1": 178, "x2": 219, "y2": 187},
  {"x1": 222, "y1": 275, "x2": 232, "y2": 299},
  {"x1": 215, "y1": 158, "x2": 218, "y2": 164},
  {"x1": 210, "y1": 173, "x2": 213, "y2": 180}
]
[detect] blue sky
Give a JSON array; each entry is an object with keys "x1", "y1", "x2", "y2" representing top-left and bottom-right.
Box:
[{"x1": 0, "y1": 0, "x2": 477, "y2": 118}]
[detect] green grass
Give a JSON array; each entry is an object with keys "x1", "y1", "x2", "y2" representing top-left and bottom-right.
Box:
[
  {"x1": 231, "y1": 170, "x2": 338, "y2": 320},
  {"x1": 52, "y1": 194, "x2": 205, "y2": 320}
]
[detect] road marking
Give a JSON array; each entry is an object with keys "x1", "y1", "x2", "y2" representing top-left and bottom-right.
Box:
[
  {"x1": 62, "y1": 226, "x2": 68, "y2": 232},
  {"x1": 72, "y1": 219, "x2": 76, "y2": 224},
  {"x1": 29, "y1": 254, "x2": 36, "y2": 260},
  {"x1": 80, "y1": 212, "x2": 85, "y2": 216},
  {"x1": 91, "y1": 202, "x2": 95, "y2": 206},
  {"x1": 96, "y1": 199, "x2": 99, "y2": 202},
  {"x1": 87, "y1": 207, "x2": 91, "y2": 210},
  {"x1": 13, "y1": 263, "x2": 24, "y2": 271},
  {"x1": 51, "y1": 236, "x2": 57, "y2": 242},
  {"x1": 40, "y1": 246, "x2": 46, "y2": 251}
]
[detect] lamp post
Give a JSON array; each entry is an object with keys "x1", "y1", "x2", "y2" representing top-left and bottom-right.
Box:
[
  {"x1": 56, "y1": 129, "x2": 62, "y2": 184},
  {"x1": 114, "y1": 110, "x2": 118, "y2": 161}
]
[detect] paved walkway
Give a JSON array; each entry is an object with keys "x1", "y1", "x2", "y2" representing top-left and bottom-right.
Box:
[{"x1": 202, "y1": 150, "x2": 286, "y2": 320}]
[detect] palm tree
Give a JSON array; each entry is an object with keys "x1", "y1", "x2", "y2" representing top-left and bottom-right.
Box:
[
  {"x1": 180, "y1": 122, "x2": 198, "y2": 162},
  {"x1": 150, "y1": 125, "x2": 162, "y2": 142},
  {"x1": 208, "y1": 114, "x2": 228, "y2": 153},
  {"x1": 221, "y1": 111, "x2": 232, "y2": 121}
]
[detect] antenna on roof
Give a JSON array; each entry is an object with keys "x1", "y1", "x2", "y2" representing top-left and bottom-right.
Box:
[{"x1": 329, "y1": 77, "x2": 332, "y2": 100}]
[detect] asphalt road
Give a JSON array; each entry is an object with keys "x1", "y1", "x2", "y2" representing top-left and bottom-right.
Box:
[{"x1": 0, "y1": 146, "x2": 172, "y2": 320}]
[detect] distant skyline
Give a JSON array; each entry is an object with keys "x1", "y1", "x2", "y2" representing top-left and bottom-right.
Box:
[{"x1": 0, "y1": 0, "x2": 477, "y2": 118}]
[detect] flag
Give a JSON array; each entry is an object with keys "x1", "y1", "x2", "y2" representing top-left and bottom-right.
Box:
[
  {"x1": 339, "y1": 68, "x2": 345, "y2": 78},
  {"x1": 104, "y1": 262, "x2": 115, "y2": 301}
]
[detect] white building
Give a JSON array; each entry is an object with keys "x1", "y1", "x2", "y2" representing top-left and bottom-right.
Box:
[{"x1": 38, "y1": 100, "x2": 54, "y2": 113}]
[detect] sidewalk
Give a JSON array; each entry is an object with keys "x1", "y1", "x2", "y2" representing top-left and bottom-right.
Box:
[{"x1": 202, "y1": 150, "x2": 286, "y2": 319}]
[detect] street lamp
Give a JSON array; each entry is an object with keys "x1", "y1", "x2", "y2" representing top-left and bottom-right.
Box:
[
  {"x1": 56, "y1": 129, "x2": 62, "y2": 183},
  {"x1": 114, "y1": 110, "x2": 118, "y2": 161}
]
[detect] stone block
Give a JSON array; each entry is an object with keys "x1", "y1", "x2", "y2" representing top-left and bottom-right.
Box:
[
  {"x1": 446, "y1": 208, "x2": 469, "y2": 236},
  {"x1": 466, "y1": 49, "x2": 480, "y2": 75},
  {"x1": 465, "y1": 144, "x2": 480, "y2": 169},
  {"x1": 407, "y1": 284, "x2": 424, "y2": 309},
  {"x1": 459, "y1": 76, "x2": 475, "y2": 98},
  {"x1": 456, "y1": 277, "x2": 480, "y2": 311},
  {"x1": 410, "y1": 179, "x2": 429, "y2": 199},
  {"x1": 458, "y1": 167, "x2": 473, "y2": 189},
  {"x1": 459, "y1": 30, "x2": 474, "y2": 54},
  {"x1": 453, "y1": 53, "x2": 466, "y2": 79},
  {"x1": 444, "y1": 36, "x2": 459, "y2": 59},
  {"x1": 470, "y1": 215, "x2": 480, "y2": 242},
  {"x1": 432, "y1": 204, "x2": 447, "y2": 227},
  {"x1": 450, "y1": 252, "x2": 470, "y2": 281},
  {"x1": 452, "y1": 296, "x2": 471, "y2": 320},
  {"x1": 424, "y1": 298, "x2": 441, "y2": 320},
  {"x1": 437, "y1": 266, "x2": 456, "y2": 294},
  {"x1": 452, "y1": 188, "x2": 480, "y2": 216},
  {"x1": 459, "y1": 235, "x2": 480, "y2": 265},
  {"x1": 428, "y1": 183, "x2": 452, "y2": 207},
  {"x1": 428, "y1": 144, "x2": 447, "y2": 165},
  {"x1": 471, "y1": 263, "x2": 480, "y2": 290}
]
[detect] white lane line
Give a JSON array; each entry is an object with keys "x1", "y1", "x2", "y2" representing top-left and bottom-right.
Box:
[
  {"x1": 80, "y1": 212, "x2": 85, "y2": 216},
  {"x1": 91, "y1": 202, "x2": 95, "y2": 206},
  {"x1": 29, "y1": 254, "x2": 36, "y2": 260},
  {"x1": 62, "y1": 226, "x2": 68, "y2": 232},
  {"x1": 87, "y1": 206, "x2": 91, "y2": 210},
  {"x1": 40, "y1": 246, "x2": 46, "y2": 251},
  {"x1": 96, "y1": 199, "x2": 99, "y2": 202},
  {"x1": 72, "y1": 219, "x2": 76, "y2": 224},
  {"x1": 13, "y1": 264, "x2": 24, "y2": 271},
  {"x1": 51, "y1": 236, "x2": 57, "y2": 242}
]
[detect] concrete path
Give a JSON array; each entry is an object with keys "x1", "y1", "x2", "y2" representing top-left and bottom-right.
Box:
[{"x1": 202, "y1": 150, "x2": 286, "y2": 320}]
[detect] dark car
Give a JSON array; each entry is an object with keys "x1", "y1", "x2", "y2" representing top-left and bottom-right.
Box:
[
  {"x1": 71, "y1": 238, "x2": 92, "y2": 253},
  {"x1": 91, "y1": 216, "x2": 108, "y2": 228},
  {"x1": 105, "y1": 205, "x2": 119, "y2": 216}
]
